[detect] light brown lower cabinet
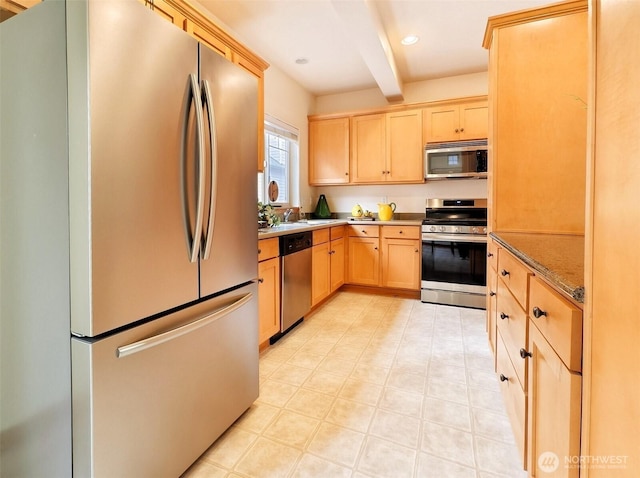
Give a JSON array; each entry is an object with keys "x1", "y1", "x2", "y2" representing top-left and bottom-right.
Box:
[
  {"x1": 312, "y1": 226, "x2": 345, "y2": 307},
  {"x1": 258, "y1": 238, "x2": 280, "y2": 345},
  {"x1": 528, "y1": 322, "x2": 582, "y2": 477},
  {"x1": 380, "y1": 226, "x2": 420, "y2": 290}
]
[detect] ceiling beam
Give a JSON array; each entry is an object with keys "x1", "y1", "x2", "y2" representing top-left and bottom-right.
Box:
[{"x1": 330, "y1": 0, "x2": 404, "y2": 102}]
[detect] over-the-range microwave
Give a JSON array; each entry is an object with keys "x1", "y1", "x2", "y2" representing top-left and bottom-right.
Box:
[{"x1": 424, "y1": 139, "x2": 488, "y2": 180}]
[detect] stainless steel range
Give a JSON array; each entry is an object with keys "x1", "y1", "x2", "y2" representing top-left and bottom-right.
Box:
[{"x1": 421, "y1": 199, "x2": 488, "y2": 309}]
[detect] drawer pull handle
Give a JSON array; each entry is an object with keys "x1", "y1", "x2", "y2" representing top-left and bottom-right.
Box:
[
  {"x1": 500, "y1": 312, "x2": 509, "y2": 320},
  {"x1": 501, "y1": 269, "x2": 510, "y2": 277},
  {"x1": 489, "y1": 291, "x2": 496, "y2": 297},
  {"x1": 532, "y1": 306, "x2": 547, "y2": 318},
  {"x1": 499, "y1": 374, "x2": 508, "y2": 382},
  {"x1": 520, "y1": 348, "x2": 532, "y2": 359}
]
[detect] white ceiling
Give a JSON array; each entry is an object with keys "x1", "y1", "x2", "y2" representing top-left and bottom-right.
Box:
[{"x1": 197, "y1": 0, "x2": 550, "y2": 100}]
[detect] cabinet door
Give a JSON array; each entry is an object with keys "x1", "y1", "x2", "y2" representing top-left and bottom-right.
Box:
[
  {"x1": 527, "y1": 323, "x2": 581, "y2": 477},
  {"x1": 386, "y1": 110, "x2": 423, "y2": 182},
  {"x1": 258, "y1": 257, "x2": 280, "y2": 344},
  {"x1": 350, "y1": 114, "x2": 386, "y2": 183},
  {"x1": 309, "y1": 118, "x2": 350, "y2": 184},
  {"x1": 459, "y1": 102, "x2": 488, "y2": 140},
  {"x1": 487, "y1": 266, "x2": 498, "y2": 361},
  {"x1": 312, "y1": 242, "x2": 330, "y2": 306},
  {"x1": 347, "y1": 237, "x2": 380, "y2": 286},
  {"x1": 424, "y1": 104, "x2": 459, "y2": 143},
  {"x1": 185, "y1": 19, "x2": 231, "y2": 59},
  {"x1": 381, "y1": 238, "x2": 420, "y2": 289},
  {"x1": 139, "y1": 0, "x2": 186, "y2": 27},
  {"x1": 330, "y1": 237, "x2": 345, "y2": 292}
]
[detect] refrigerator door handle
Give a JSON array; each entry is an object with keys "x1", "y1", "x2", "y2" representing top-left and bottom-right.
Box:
[
  {"x1": 116, "y1": 292, "x2": 253, "y2": 358},
  {"x1": 201, "y1": 79, "x2": 217, "y2": 260},
  {"x1": 181, "y1": 73, "x2": 206, "y2": 263}
]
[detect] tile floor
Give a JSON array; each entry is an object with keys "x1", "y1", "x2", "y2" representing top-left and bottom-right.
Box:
[{"x1": 182, "y1": 291, "x2": 528, "y2": 478}]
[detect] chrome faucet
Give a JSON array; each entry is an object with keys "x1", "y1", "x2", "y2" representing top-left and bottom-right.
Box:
[{"x1": 283, "y1": 208, "x2": 293, "y2": 222}]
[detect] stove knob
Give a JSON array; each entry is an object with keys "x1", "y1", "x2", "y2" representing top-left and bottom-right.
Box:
[
  {"x1": 471, "y1": 227, "x2": 478, "y2": 234},
  {"x1": 439, "y1": 226, "x2": 446, "y2": 232},
  {"x1": 454, "y1": 226, "x2": 461, "y2": 233},
  {"x1": 483, "y1": 227, "x2": 487, "y2": 234},
  {"x1": 429, "y1": 226, "x2": 436, "y2": 232}
]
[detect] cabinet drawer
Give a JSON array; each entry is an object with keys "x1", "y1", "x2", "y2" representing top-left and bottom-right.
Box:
[
  {"x1": 258, "y1": 237, "x2": 279, "y2": 261},
  {"x1": 313, "y1": 228, "x2": 330, "y2": 245},
  {"x1": 529, "y1": 276, "x2": 583, "y2": 372},
  {"x1": 496, "y1": 331, "x2": 527, "y2": 469},
  {"x1": 348, "y1": 225, "x2": 379, "y2": 238},
  {"x1": 497, "y1": 278, "x2": 528, "y2": 391},
  {"x1": 330, "y1": 225, "x2": 345, "y2": 241},
  {"x1": 487, "y1": 240, "x2": 499, "y2": 272},
  {"x1": 381, "y1": 225, "x2": 420, "y2": 239},
  {"x1": 497, "y1": 249, "x2": 531, "y2": 310}
]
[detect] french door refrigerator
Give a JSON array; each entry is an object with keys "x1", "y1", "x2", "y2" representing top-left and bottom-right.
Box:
[{"x1": 0, "y1": 1, "x2": 259, "y2": 476}]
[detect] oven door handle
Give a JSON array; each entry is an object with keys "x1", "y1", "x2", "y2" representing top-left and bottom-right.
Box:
[{"x1": 421, "y1": 233, "x2": 487, "y2": 243}]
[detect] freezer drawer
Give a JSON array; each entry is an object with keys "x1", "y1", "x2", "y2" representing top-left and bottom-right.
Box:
[{"x1": 72, "y1": 283, "x2": 258, "y2": 478}]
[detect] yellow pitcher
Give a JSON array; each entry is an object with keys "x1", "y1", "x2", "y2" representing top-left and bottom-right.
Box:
[{"x1": 377, "y1": 202, "x2": 396, "y2": 221}]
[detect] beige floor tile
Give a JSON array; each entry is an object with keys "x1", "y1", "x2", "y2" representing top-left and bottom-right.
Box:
[
  {"x1": 263, "y1": 410, "x2": 320, "y2": 448},
  {"x1": 416, "y1": 453, "x2": 477, "y2": 478},
  {"x1": 191, "y1": 293, "x2": 527, "y2": 477},
  {"x1": 256, "y1": 380, "x2": 298, "y2": 408},
  {"x1": 290, "y1": 453, "x2": 352, "y2": 478},
  {"x1": 339, "y1": 378, "x2": 384, "y2": 406},
  {"x1": 302, "y1": 369, "x2": 346, "y2": 396},
  {"x1": 233, "y1": 402, "x2": 280, "y2": 434},
  {"x1": 268, "y1": 362, "x2": 314, "y2": 386},
  {"x1": 475, "y1": 435, "x2": 527, "y2": 476},
  {"x1": 423, "y1": 397, "x2": 472, "y2": 432},
  {"x1": 426, "y1": 376, "x2": 470, "y2": 406},
  {"x1": 325, "y1": 397, "x2": 376, "y2": 433},
  {"x1": 421, "y1": 421, "x2": 476, "y2": 468},
  {"x1": 357, "y1": 436, "x2": 417, "y2": 477},
  {"x1": 307, "y1": 422, "x2": 366, "y2": 468},
  {"x1": 369, "y1": 408, "x2": 421, "y2": 448},
  {"x1": 234, "y1": 437, "x2": 301, "y2": 477},
  {"x1": 378, "y1": 387, "x2": 424, "y2": 418},
  {"x1": 285, "y1": 388, "x2": 335, "y2": 419},
  {"x1": 200, "y1": 426, "x2": 258, "y2": 469}
]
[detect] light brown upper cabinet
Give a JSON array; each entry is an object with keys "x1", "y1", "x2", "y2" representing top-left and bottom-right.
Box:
[
  {"x1": 423, "y1": 100, "x2": 488, "y2": 143},
  {"x1": 309, "y1": 117, "x2": 350, "y2": 185},
  {"x1": 484, "y1": 1, "x2": 587, "y2": 234},
  {"x1": 351, "y1": 109, "x2": 423, "y2": 184}
]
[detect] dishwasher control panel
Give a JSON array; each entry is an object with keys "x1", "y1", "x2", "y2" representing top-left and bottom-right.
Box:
[{"x1": 280, "y1": 232, "x2": 313, "y2": 255}]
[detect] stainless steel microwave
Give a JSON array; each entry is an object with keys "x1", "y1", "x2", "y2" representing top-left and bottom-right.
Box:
[{"x1": 424, "y1": 139, "x2": 488, "y2": 180}]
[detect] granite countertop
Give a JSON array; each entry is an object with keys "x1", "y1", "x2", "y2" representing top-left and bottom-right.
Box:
[
  {"x1": 258, "y1": 218, "x2": 423, "y2": 239},
  {"x1": 490, "y1": 231, "x2": 585, "y2": 303}
]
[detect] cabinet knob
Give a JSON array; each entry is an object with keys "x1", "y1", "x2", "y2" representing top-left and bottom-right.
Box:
[
  {"x1": 361, "y1": 230, "x2": 367, "y2": 234},
  {"x1": 455, "y1": 128, "x2": 460, "y2": 133},
  {"x1": 487, "y1": 252, "x2": 494, "y2": 258},
  {"x1": 489, "y1": 291, "x2": 496, "y2": 297},
  {"x1": 532, "y1": 306, "x2": 547, "y2": 318},
  {"x1": 500, "y1": 312, "x2": 509, "y2": 320},
  {"x1": 415, "y1": 249, "x2": 419, "y2": 253},
  {"x1": 501, "y1": 269, "x2": 510, "y2": 277},
  {"x1": 258, "y1": 278, "x2": 264, "y2": 283},
  {"x1": 345, "y1": 172, "x2": 349, "y2": 175},
  {"x1": 374, "y1": 247, "x2": 378, "y2": 251},
  {"x1": 460, "y1": 128, "x2": 464, "y2": 132},
  {"x1": 399, "y1": 230, "x2": 403, "y2": 234},
  {"x1": 258, "y1": 248, "x2": 262, "y2": 254},
  {"x1": 520, "y1": 348, "x2": 532, "y2": 359},
  {"x1": 499, "y1": 374, "x2": 508, "y2": 382}
]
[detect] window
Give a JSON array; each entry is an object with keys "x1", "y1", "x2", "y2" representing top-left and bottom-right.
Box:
[{"x1": 258, "y1": 116, "x2": 298, "y2": 207}]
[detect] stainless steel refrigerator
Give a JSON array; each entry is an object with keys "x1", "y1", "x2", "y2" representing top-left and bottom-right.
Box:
[{"x1": 0, "y1": 1, "x2": 259, "y2": 476}]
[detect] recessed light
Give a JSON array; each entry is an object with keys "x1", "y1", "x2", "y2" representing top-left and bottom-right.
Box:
[
  {"x1": 401, "y1": 35, "x2": 419, "y2": 46},
  {"x1": 295, "y1": 58, "x2": 309, "y2": 65}
]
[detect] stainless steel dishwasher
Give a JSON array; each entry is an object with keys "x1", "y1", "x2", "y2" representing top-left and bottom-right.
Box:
[{"x1": 279, "y1": 231, "x2": 312, "y2": 336}]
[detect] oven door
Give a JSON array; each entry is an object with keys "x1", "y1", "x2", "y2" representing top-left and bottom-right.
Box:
[{"x1": 421, "y1": 233, "x2": 487, "y2": 306}]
